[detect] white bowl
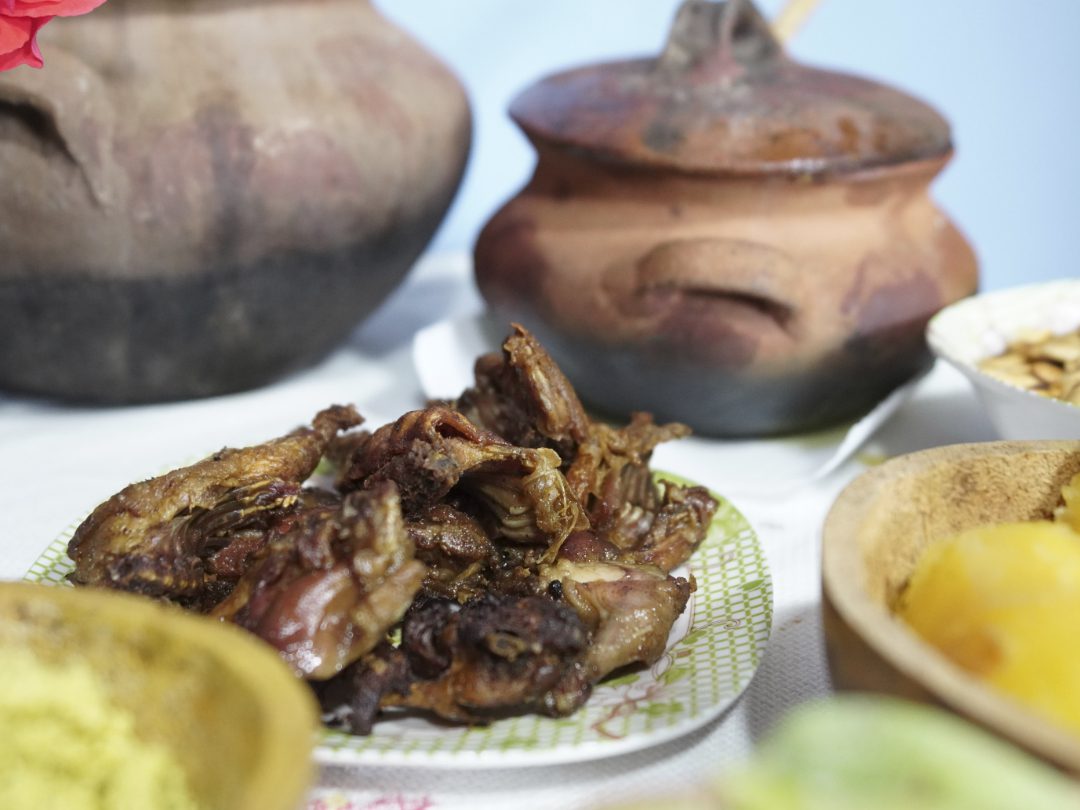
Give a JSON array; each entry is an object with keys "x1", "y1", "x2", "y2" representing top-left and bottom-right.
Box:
[{"x1": 927, "y1": 280, "x2": 1080, "y2": 440}]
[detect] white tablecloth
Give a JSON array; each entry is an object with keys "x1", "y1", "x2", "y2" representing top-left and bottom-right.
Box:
[{"x1": 0, "y1": 253, "x2": 999, "y2": 810}]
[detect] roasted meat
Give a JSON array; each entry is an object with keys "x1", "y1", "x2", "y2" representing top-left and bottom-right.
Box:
[
  {"x1": 211, "y1": 481, "x2": 425, "y2": 680},
  {"x1": 543, "y1": 559, "x2": 693, "y2": 681},
  {"x1": 450, "y1": 325, "x2": 712, "y2": 571},
  {"x1": 406, "y1": 504, "x2": 495, "y2": 602},
  {"x1": 317, "y1": 592, "x2": 592, "y2": 733},
  {"x1": 66, "y1": 326, "x2": 718, "y2": 735},
  {"x1": 67, "y1": 405, "x2": 362, "y2": 606},
  {"x1": 453, "y1": 322, "x2": 591, "y2": 461},
  {"x1": 621, "y1": 481, "x2": 718, "y2": 573},
  {"x1": 566, "y1": 412, "x2": 689, "y2": 523},
  {"x1": 316, "y1": 642, "x2": 413, "y2": 735},
  {"x1": 336, "y1": 405, "x2": 587, "y2": 550},
  {"x1": 317, "y1": 557, "x2": 695, "y2": 732}
]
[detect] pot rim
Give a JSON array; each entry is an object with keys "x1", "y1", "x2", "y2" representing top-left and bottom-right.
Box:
[{"x1": 525, "y1": 139, "x2": 955, "y2": 183}]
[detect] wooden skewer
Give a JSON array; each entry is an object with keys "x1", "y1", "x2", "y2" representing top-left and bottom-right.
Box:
[{"x1": 772, "y1": 0, "x2": 822, "y2": 43}]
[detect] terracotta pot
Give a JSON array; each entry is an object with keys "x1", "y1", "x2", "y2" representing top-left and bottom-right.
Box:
[
  {"x1": 475, "y1": 0, "x2": 977, "y2": 437},
  {"x1": 0, "y1": 0, "x2": 470, "y2": 402}
]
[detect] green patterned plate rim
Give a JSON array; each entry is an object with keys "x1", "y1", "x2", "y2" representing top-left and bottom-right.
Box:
[{"x1": 25, "y1": 471, "x2": 772, "y2": 768}]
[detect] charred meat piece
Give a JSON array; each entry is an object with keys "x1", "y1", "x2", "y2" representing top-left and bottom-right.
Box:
[
  {"x1": 67, "y1": 405, "x2": 362, "y2": 605},
  {"x1": 204, "y1": 488, "x2": 344, "y2": 580},
  {"x1": 317, "y1": 593, "x2": 593, "y2": 734},
  {"x1": 452, "y1": 323, "x2": 591, "y2": 461},
  {"x1": 359, "y1": 594, "x2": 591, "y2": 727},
  {"x1": 314, "y1": 597, "x2": 462, "y2": 736},
  {"x1": 543, "y1": 559, "x2": 693, "y2": 682},
  {"x1": 406, "y1": 504, "x2": 495, "y2": 602},
  {"x1": 316, "y1": 642, "x2": 413, "y2": 736},
  {"x1": 318, "y1": 561, "x2": 692, "y2": 734},
  {"x1": 336, "y1": 406, "x2": 587, "y2": 550},
  {"x1": 211, "y1": 481, "x2": 426, "y2": 680}
]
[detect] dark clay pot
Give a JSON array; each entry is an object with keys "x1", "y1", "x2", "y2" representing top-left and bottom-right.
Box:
[
  {"x1": 475, "y1": 0, "x2": 977, "y2": 437},
  {"x1": 0, "y1": 0, "x2": 470, "y2": 402}
]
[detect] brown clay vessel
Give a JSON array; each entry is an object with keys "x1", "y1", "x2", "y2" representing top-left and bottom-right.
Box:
[
  {"x1": 0, "y1": 0, "x2": 470, "y2": 402},
  {"x1": 475, "y1": 0, "x2": 977, "y2": 436}
]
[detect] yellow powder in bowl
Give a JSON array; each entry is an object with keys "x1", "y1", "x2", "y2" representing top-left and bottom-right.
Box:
[{"x1": 0, "y1": 647, "x2": 199, "y2": 810}]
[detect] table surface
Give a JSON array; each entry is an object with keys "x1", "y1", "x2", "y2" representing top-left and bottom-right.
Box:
[{"x1": 0, "y1": 253, "x2": 1000, "y2": 810}]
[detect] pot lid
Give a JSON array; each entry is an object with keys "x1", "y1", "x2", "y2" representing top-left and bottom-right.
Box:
[{"x1": 509, "y1": 0, "x2": 952, "y2": 176}]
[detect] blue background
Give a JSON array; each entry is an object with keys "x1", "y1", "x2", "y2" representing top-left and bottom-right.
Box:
[{"x1": 383, "y1": 0, "x2": 1079, "y2": 292}]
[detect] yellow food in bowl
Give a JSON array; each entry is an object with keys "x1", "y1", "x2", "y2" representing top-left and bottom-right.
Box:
[
  {"x1": 899, "y1": 475, "x2": 1080, "y2": 736},
  {"x1": 1056, "y1": 472, "x2": 1080, "y2": 532},
  {"x1": 0, "y1": 647, "x2": 197, "y2": 810},
  {"x1": 0, "y1": 582, "x2": 318, "y2": 810}
]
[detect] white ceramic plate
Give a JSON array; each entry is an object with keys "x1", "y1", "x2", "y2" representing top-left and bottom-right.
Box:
[
  {"x1": 25, "y1": 476, "x2": 771, "y2": 769},
  {"x1": 927, "y1": 280, "x2": 1080, "y2": 440}
]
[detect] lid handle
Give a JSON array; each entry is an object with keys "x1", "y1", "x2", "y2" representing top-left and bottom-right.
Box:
[{"x1": 658, "y1": 0, "x2": 783, "y2": 78}]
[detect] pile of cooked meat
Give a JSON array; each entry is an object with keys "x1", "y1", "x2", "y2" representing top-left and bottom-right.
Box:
[{"x1": 66, "y1": 325, "x2": 717, "y2": 732}]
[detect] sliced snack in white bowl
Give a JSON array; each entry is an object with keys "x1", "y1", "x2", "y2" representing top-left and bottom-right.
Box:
[{"x1": 927, "y1": 280, "x2": 1080, "y2": 440}]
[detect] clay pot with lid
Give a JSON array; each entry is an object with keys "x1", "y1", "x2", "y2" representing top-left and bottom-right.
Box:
[
  {"x1": 0, "y1": 0, "x2": 470, "y2": 403},
  {"x1": 475, "y1": 0, "x2": 977, "y2": 437}
]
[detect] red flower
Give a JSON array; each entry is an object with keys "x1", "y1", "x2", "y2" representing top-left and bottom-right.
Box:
[{"x1": 0, "y1": 0, "x2": 106, "y2": 71}]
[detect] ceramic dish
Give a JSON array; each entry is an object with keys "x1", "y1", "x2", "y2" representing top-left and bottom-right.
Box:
[
  {"x1": 27, "y1": 475, "x2": 771, "y2": 769},
  {"x1": 927, "y1": 279, "x2": 1080, "y2": 439},
  {"x1": 821, "y1": 440, "x2": 1080, "y2": 773}
]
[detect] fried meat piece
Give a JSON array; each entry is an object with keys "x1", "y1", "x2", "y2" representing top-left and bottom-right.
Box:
[
  {"x1": 318, "y1": 561, "x2": 692, "y2": 734},
  {"x1": 335, "y1": 406, "x2": 495, "y2": 509},
  {"x1": 203, "y1": 488, "x2": 344, "y2": 581},
  {"x1": 566, "y1": 413, "x2": 688, "y2": 528},
  {"x1": 406, "y1": 504, "x2": 495, "y2": 602},
  {"x1": 68, "y1": 325, "x2": 711, "y2": 735},
  {"x1": 67, "y1": 405, "x2": 362, "y2": 605},
  {"x1": 336, "y1": 406, "x2": 587, "y2": 550},
  {"x1": 453, "y1": 323, "x2": 591, "y2": 461},
  {"x1": 211, "y1": 481, "x2": 425, "y2": 680},
  {"x1": 565, "y1": 415, "x2": 716, "y2": 572},
  {"x1": 317, "y1": 593, "x2": 592, "y2": 732},
  {"x1": 393, "y1": 594, "x2": 592, "y2": 722},
  {"x1": 449, "y1": 325, "x2": 712, "y2": 571},
  {"x1": 315, "y1": 642, "x2": 413, "y2": 735},
  {"x1": 543, "y1": 559, "x2": 693, "y2": 682},
  {"x1": 621, "y1": 482, "x2": 718, "y2": 573}
]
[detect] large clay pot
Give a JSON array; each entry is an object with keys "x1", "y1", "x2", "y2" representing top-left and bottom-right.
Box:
[
  {"x1": 0, "y1": 0, "x2": 470, "y2": 402},
  {"x1": 475, "y1": 0, "x2": 977, "y2": 437}
]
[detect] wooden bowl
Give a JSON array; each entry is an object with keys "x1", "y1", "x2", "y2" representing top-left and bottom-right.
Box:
[
  {"x1": 822, "y1": 440, "x2": 1080, "y2": 773},
  {"x1": 0, "y1": 582, "x2": 318, "y2": 809}
]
